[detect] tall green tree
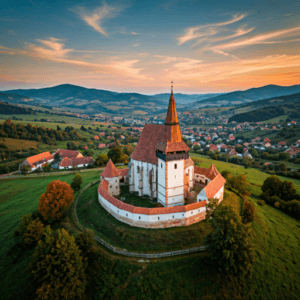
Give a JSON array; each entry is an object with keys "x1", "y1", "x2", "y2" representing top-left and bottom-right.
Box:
[
  {"x1": 107, "y1": 147, "x2": 126, "y2": 164},
  {"x1": 29, "y1": 227, "x2": 87, "y2": 300},
  {"x1": 96, "y1": 153, "x2": 109, "y2": 167},
  {"x1": 204, "y1": 205, "x2": 254, "y2": 278},
  {"x1": 71, "y1": 173, "x2": 83, "y2": 191}
]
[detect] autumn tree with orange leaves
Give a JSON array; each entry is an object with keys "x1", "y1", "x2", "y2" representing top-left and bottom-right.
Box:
[{"x1": 38, "y1": 180, "x2": 74, "y2": 221}]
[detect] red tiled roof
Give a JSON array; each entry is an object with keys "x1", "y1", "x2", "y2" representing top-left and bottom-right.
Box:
[
  {"x1": 204, "y1": 173, "x2": 226, "y2": 199},
  {"x1": 185, "y1": 157, "x2": 194, "y2": 169},
  {"x1": 26, "y1": 152, "x2": 53, "y2": 166},
  {"x1": 278, "y1": 141, "x2": 286, "y2": 145},
  {"x1": 101, "y1": 159, "x2": 120, "y2": 178},
  {"x1": 131, "y1": 124, "x2": 170, "y2": 164},
  {"x1": 119, "y1": 169, "x2": 129, "y2": 177},
  {"x1": 194, "y1": 164, "x2": 220, "y2": 181},
  {"x1": 56, "y1": 149, "x2": 82, "y2": 158},
  {"x1": 98, "y1": 179, "x2": 207, "y2": 215},
  {"x1": 209, "y1": 144, "x2": 218, "y2": 151},
  {"x1": 59, "y1": 156, "x2": 94, "y2": 167},
  {"x1": 94, "y1": 135, "x2": 99, "y2": 140},
  {"x1": 156, "y1": 140, "x2": 190, "y2": 153}
]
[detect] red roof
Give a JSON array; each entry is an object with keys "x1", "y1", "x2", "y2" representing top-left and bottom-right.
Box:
[
  {"x1": 56, "y1": 149, "x2": 82, "y2": 158},
  {"x1": 119, "y1": 169, "x2": 129, "y2": 177},
  {"x1": 204, "y1": 174, "x2": 226, "y2": 198},
  {"x1": 84, "y1": 146, "x2": 88, "y2": 150},
  {"x1": 94, "y1": 135, "x2": 99, "y2": 140},
  {"x1": 209, "y1": 144, "x2": 218, "y2": 151},
  {"x1": 59, "y1": 156, "x2": 94, "y2": 167},
  {"x1": 264, "y1": 137, "x2": 271, "y2": 142},
  {"x1": 26, "y1": 152, "x2": 53, "y2": 167},
  {"x1": 184, "y1": 157, "x2": 194, "y2": 169},
  {"x1": 98, "y1": 143, "x2": 106, "y2": 148},
  {"x1": 101, "y1": 159, "x2": 120, "y2": 178},
  {"x1": 194, "y1": 164, "x2": 220, "y2": 181},
  {"x1": 131, "y1": 124, "x2": 171, "y2": 164},
  {"x1": 98, "y1": 179, "x2": 207, "y2": 215}
]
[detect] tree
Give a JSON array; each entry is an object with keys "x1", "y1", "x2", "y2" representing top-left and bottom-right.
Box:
[
  {"x1": 71, "y1": 173, "x2": 83, "y2": 191},
  {"x1": 261, "y1": 152, "x2": 269, "y2": 159},
  {"x1": 205, "y1": 198, "x2": 219, "y2": 221},
  {"x1": 279, "y1": 162, "x2": 287, "y2": 172},
  {"x1": 261, "y1": 175, "x2": 283, "y2": 198},
  {"x1": 54, "y1": 152, "x2": 60, "y2": 161},
  {"x1": 204, "y1": 205, "x2": 254, "y2": 278},
  {"x1": 107, "y1": 147, "x2": 126, "y2": 164},
  {"x1": 23, "y1": 218, "x2": 45, "y2": 245},
  {"x1": 279, "y1": 152, "x2": 290, "y2": 161},
  {"x1": 29, "y1": 226, "x2": 86, "y2": 300},
  {"x1": 42, "y1": 163, "x2": 51, "y2": 173},
  {"x1": 242, "y1": 201, "x2": 255, "y2": 224},
  {"x1": 20, "y1": 164, "x2": 31, "y2": 175},
  {"x1": 193, "y1": 144, "x2": 201, "y2": 151},
  {"x1": 38, "y1": 180, "x2": 74, "y2": 221},
  {"x1": 235, "y1": 145, "x2": 243, "y2": 154},
  {"x1": 96, "y1": 153, "x2": 109, "y2": 167},
  {"x1": 122, "y1": 144, "x2": 134, "y2": 156}
]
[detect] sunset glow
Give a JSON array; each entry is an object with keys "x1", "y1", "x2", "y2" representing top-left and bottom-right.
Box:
[{"x1": 1, "y1": 0, "x2": 300, "y2": 93}]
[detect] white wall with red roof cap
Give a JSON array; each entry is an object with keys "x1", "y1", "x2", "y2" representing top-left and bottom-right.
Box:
[{"x1": 98, "y1": 181, "x2": 207, "y2": 228}]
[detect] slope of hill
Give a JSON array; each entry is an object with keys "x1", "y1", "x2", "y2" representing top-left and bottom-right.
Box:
[
  {"x1": 2, "y1": 84, "x2": 168, "y2": 115},
  {"x1": 0, "y1": 101, "x2": 36, "y2": 115},
  {"x1": 189, "y1": 84, "x2": 300, "y2": 108},
  {"x1": 228, "y1": 102, "x2": 300, "y2": 123}
]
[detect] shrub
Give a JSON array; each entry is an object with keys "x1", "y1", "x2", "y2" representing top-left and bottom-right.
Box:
[
  {"x1": 274, "y1": 201, "x2": 281, "y2": 208},
  {"x1": 23, "y1": 219, "x2": 45, "y2": 245},
  {"x1": 269, "y1": 196, "x2": 281, "y2": 205},
  {"x1": 257, "y1": 200, "x2": 265, "y2": 206},
  {"x1": 242, "y1": 201, "x2": 255, "y2": 224}
]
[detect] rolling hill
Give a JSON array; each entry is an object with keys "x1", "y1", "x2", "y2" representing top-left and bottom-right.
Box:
[{"x1": 188, "y1": 84, "x2": 300, "y2": 108}]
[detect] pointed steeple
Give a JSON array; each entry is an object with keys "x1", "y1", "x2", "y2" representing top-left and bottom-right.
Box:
[
  {"x1": 156, "y1": 82, "x2": 190, "y2": 153},
  {"x1": 165, "y1": 81, "x2": 179, "y2": 125}
]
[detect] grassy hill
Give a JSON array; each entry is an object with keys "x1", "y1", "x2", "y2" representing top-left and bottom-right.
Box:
[{"x1": 0, "y1": 158, "x2": 300, "y2": 299}]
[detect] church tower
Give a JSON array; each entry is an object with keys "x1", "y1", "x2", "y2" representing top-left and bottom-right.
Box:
[{"x1": 156, "y1": 82, "x2": 190, "y2": 207}]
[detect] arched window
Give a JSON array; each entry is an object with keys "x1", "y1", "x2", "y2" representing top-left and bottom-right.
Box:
[
  {"x1": 137, "y1": 166, "x2": 140, "y2": 173},
  {"x1": 174, "y1": 163, "x2": 177, "y2": 169},
  {"x1": 161, "y1": 163, "x2": 163, "y2": 168}
]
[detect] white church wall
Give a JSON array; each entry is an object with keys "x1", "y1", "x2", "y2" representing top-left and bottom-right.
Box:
[
  {"x1": 98, "y1": 188, "x2": 207, "y2": 228},
  {"x1": 167, "y1": 195, "x2": 185, "y2": 206},
  {"x1": 157, "y1": 158, "x2": 165, "y2": 188},
  {"x1": 167, "y1": 160, "x2": 184, "y2": 188},
  {"x1": 168, "y1": 186, "x2": 184, "y2": 197}
]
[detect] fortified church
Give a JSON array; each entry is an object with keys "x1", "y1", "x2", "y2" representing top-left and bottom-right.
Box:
[
  {"x1": 128, "y1": 83, "x2": 226, "y2": 206},
  {"x1": 98, "y1": 84, "x2": 226, "y2": 228}
]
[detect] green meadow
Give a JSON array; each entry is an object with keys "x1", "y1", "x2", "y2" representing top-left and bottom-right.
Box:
[{"x1": 0, "y1": 157, "x2": 300, "y2": 299}]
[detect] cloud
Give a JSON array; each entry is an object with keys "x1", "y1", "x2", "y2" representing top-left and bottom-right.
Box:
[
  {"x1": 74, "y1": 3, "x2": 119, "y2": 36},
  {"x1": 20, "y1": 38, "x2": 149, "y2": 80},
  {"x1": 212, "y1": 26, "x2": 300, "y2": 50},
  {"x1": 131, "y1": 32, "x2": 138, "y2": 35},
  {"x1": 213, "y1": 49, "x2": 240, "y2": 60},
  {"x1": 178, "y1": 13, "x2": 246, "y2": 45}
]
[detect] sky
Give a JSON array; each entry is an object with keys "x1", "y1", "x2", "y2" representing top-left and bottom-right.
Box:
[{"x1": 1, "y1": 0, "x2": 300, "y2": 94}]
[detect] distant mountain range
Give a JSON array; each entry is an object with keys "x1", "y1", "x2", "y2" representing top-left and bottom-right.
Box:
[
  {"x1": 1, "y1": 83, "x2": 300, "y2": 116},
  {"x1": 188, "y1": 84, "x2": 300, "y2": 108}
]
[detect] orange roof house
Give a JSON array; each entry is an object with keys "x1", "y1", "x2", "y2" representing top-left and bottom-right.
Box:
[
  {"x1": 94, "y1": 135, "x2": 100, "y2": 140},
  {"x1": 22, "y1": 152, "x2": 54, "y2": 169}
]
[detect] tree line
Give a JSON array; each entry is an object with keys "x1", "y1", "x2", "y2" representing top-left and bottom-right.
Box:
[{"x1": 0, "y1": 119, "x2": 80, "y2": 145}]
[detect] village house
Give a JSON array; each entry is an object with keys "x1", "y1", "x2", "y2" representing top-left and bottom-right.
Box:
[
  {"x1": 59, "y1": 156, "x2": 94, "y2": 169},
  {"x1": 20, "y1": 152, "x2": 54, "y2": 172},
  {"x1": 55, "y1": 149, "x2": 83, "y2": 159}
]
